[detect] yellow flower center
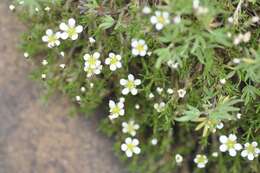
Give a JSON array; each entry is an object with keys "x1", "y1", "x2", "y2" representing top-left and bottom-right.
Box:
[
  {"x1": 197, "y1": 156, "x2": 206, "y2": 163},
  {"x1": 157, "y1": 16, "x2": 165, "y2": 24},
  {"x1": 67, "y1": 27, "x2": 76, "y2": 37},
  {"x1": 136, "y1": 44, "x2": 144, "y2": 52},
  {"x1": 88, "y1": 56, "x2": 97, "y2": 66},
  {"x1": 127, "y1": 143, "x2": 134, "y2": 151},
  {"x1": 48, "y1": 35, "x2": 57, "y2": 43},
  {"x1": 226, "y1": 140, "x2": 235, "y2": 149},
  {"x1": 246, "y1": 144, "x2": 255, "y2": 153},
  {"x1": 110, "y1": 56, "x2": 118, "y2": 65},
  {"x1": 126, "y1": 81, "x2": 135, "y2": 89},
  {"x1": 112, "y1": 106, "x2": 120, "y2": 114}
]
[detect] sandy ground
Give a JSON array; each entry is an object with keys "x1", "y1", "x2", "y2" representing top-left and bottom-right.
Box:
[{"x1": 0, "y1": 1, "x2": 126, "y2": 173}]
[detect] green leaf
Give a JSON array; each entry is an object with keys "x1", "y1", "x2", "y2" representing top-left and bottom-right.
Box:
[
  {"x1": 99, "y1": 15, "x2": 115, "y2": 30},
  {"x1": 175, "y1": 105, "x2": 201, "y2": 122}
]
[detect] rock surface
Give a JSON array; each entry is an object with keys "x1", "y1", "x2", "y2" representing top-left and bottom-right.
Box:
[{"x1": 0, "y1": 1, "x2": 126, "y2": 173}]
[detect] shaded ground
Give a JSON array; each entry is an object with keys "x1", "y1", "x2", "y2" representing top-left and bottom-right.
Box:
[{"x1": 0, "y1": 1, "x2": 126, "y2": 173}]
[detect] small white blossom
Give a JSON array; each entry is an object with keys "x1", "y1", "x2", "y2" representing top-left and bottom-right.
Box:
[
  {"x1": 175, "y1": 154, "x2": 183, "y2": 164},
  {"x1": 193, "y1": 0, "x2": 200, "y2": 9},
  {"x1": 42, "y1": 29, "x2": 61, "y2": 48},
  {"x1": 233, "y1": 58, "x2": 241, "y2": 64},
  {"x1": 151, "y1": 138, "x2": 158, "y2": 146},
  {"x1": 219, "y1": 134, "x2": 242, "y2": 157},
  {"x1": 148, "y1": 93, "x2": 154, "y2": 99},
  {"x1": 228, "y1": 17, "x2": 234, "y2": 24},
  {"x1": 60, "y1": 51, "x2": 65, "y2": 57},
  {"x1": 233, "y1": 32, "x2": 251, "y2": 45},
  {"x1": 108, "y1": 99, "x2": 125, "y2": 120},
  {"x1": 219, "y1": 78, "x2": 226, "y2": 85},
  {"x1": 135, "y1": 104, "x2": 140, "y2": 110},
  {"x1": 24, "y1": 52, "x2": 29, "y2": 58},
  {"x1": 80, "y1": 87, "x2": 86, "y2": 92},
  {"x1": 167, "y1": 88, "x2": 174, "y2": 94},
  {"x1": 88, "y1": 37, "x2": 96, "y2": 43},
  {"x1": 41, "y1": 59, "x2": 48, "y2": 66},
  {"x1": 121, "y1": 137, "x2": 141, "y2": 157},
  {"x1": 154, "y1": 102, "x2": 166, "y2": 112},
  {"x1": 119, "y1": 97, "x2": 125, "y2": 103},
  {"x1": 156, "y1": 87, "x2": 163, "y2": 95},
  {"x1": 44, "y1": 6, "x2": 50, "y2": 11},
  {"x1": 75, "y1": 95, "x2": 81, "y2": 102},
  {"x1": 236, "y1": 113, "x2": 242, "y2": 119},
  {"x1": 150, "y1": 11, "x2": 170, "y2": 30},
  {"x1": 120, "y1": 74, "x2": 141, "y2": 95},
  {"x1": 212, "y1": 152, "x2": 218, "y2": 157},
  {"x1": 173, "y1": 15, "x2": 181, "y2": 24},
  {"x1": 142, "y1": 6, "x2": 151, "y2": 14},
  {"x1": 216, "y1": 122, "x2": 224, "y2": 129},
  {"x1": 35, "y1": 8, "x2": 39, "y2": 12},
  {"x1": 105, "y1": 52, "x2": 122, "y2": 71},
  {"x1": 167, "y1": 60, "x2": 179, "y2": 69},
  {"x1": 177, "y1": 89, "x2": 186, "y2": 98},
  {"x1": 19, "y1": 1, "x2": 24, "y2": 5},
  {"x1": 59, "y1": 18, "x2": 83, "y2": 40},
  {"x1": 131, "y1": 39, "x2": 148, "y2": 57},
  {"x1": 83, "y1": 52, "x2": 102, "y2": 78},
  {"x1": 9, "y1": 4, "x2": 15, "y2": 11},
  {"x1": 41, "y1": 73, "x2": 46, "y2": 79},
  {"x1": 194, "y1": 154, "x2": 208, "y2": 168},
  {"x1": 59, "y1": 64, "x2": 66, "y2": 69},
  {"x1": 122, "y1": 120, "x2": 140, "y2": 136},
  {"x1": 90, "y1": 83, "x2": 94, "y2": 88},
  {"x1": 241, "y1": 142, "x2": 260, "y2": 161}
]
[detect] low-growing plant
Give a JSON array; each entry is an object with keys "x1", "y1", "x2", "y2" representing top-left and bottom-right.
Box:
[{"x1": 11, "y1": 0, "x2": 260, "y2": 172}]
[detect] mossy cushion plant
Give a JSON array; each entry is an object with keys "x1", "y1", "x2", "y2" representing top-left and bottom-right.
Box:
[{"x1": 11, "y1": 0, "x2": 260, "y2": 172}]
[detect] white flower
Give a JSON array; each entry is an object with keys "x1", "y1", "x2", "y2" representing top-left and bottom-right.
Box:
[
  {"x1": 9, "y1": 4, "x2": 15, "y2": 11},
  {"x1": 212, "y1": 152, "x2": 218, "y2": 157},
  {"x1": 167, "y1": 88, "x2": 174, "y2": 94},
  {"x1": 154, "y1": 102, "x2": 166, "y2": 112},
  {"x1": 151, "y1": 138, "x2": 158, "y2": 146},
  {"x1": 80, "y1": 86, "x2": 86, "y2": 92},
  {"x1": 60, "y1": 51, "x2": 65, "y2": 57},
  {"x1": 23, "y1": 52, "x2": 29, "y2": 58},
  {"x1": 44, "y1": 6, "x2": 50, "y2": 11},
  {"x1": 75, "y1": 96, "x2": 81, "y2": 102},
  {"x1": 35, "y1": 8, "x2": 39, "y2": 12},
  {"x1": 83, "y1": 52, "x2": 103, "y2": 78},
  {"x1": 108, "y1": 99, "x2": 125, "y2": 120},
  {"x1": 105, "y1": 52, "x2": 122, "y2": 71},
  {"x1": 90, "y1": 83, "x2": 94, "y2": 88},
  {"x1": 241, "y1": 142, "x2": 260, "y2": 161},
  {"x1": 219, "y1": 78, "x2": 226, "y2": 85},
  {"x1": 42, "y1": 29, "x2": 61, "y2": 48},
  {"x1": 173, "y1": 15, "x2": 181, "y2": 24},
  {"x1": 135, "y1": 104, "x2": 140, "y2": 110},
  {"x1": 216, "y1": 122, "x2": 224, "y2": 129},
  {"x1": 131, "y1": 39, "x2": 148, "y2": 57},
  {"x1": 19, "y1": 1, "x2": 24, "y2": 5},
  {"x1": 41, "y1": 59, "x2": 48, "y2": 66},
  {"x1": 150, "y1": 11, "x2": 170, "y2": 30},
  {"x1": 167, "y1": 60, "x2": 179, "y2": 69},
  {"x1": 59, "y1": 18, "x2": 83, "y2": 40},
  {"x1": 120, "y1": 74, "x2": 141, "y2": 95},
  {"x1": 89, "y1": 37, "x2": 96, "y2": 43},
  {"x1": 236, "y1": 113, "x2": 242, "y2": 119},
  {"x1": 177, "y1": 89, "x2": 186, "y2": 98},
  {"x1": 142, "y1": 6, "x2": 151, "y2": 14},
  {"x1": 156, "y1": 87, "x2": 163, "y2": 94},
  {"x1": 59, "y1": 64, "x2": 66, "y2": 69},
  {"x1": 194, "y1": 154, "x2": 208, "y2": 168},
  {"x1": 193, "y1": 0, "x2": 200, "y2": 9},
  {"x1": 219, "y1": 134, "x2": 242, "y2": 157},
  {"x1": 175, "y1": 154, "x2": 183, "y2": 164},
  {"x1": 121, "y1": 137, "x2": 141, "y2": 157},
  {"x1": 122, "y1": 120, "x2": 140, "y2": 136},
  {"x1": 41, "y1": 74, "x2": 46, "y2": 79},
  {"x1": 233, "y1": 58, "x2": 241, "y2": 64},
  {"x1": 148, "y1": 93, "x2": 154, "y2": 99}
]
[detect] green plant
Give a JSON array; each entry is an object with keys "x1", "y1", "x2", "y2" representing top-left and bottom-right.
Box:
[{"x1": 12, "y1": 0, "x2": 260, "y2": 172}]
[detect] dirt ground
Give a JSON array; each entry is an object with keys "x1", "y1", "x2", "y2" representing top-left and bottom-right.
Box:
[{"x1": 0, "y1": 1, "x2": 126, "y2": 173}]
